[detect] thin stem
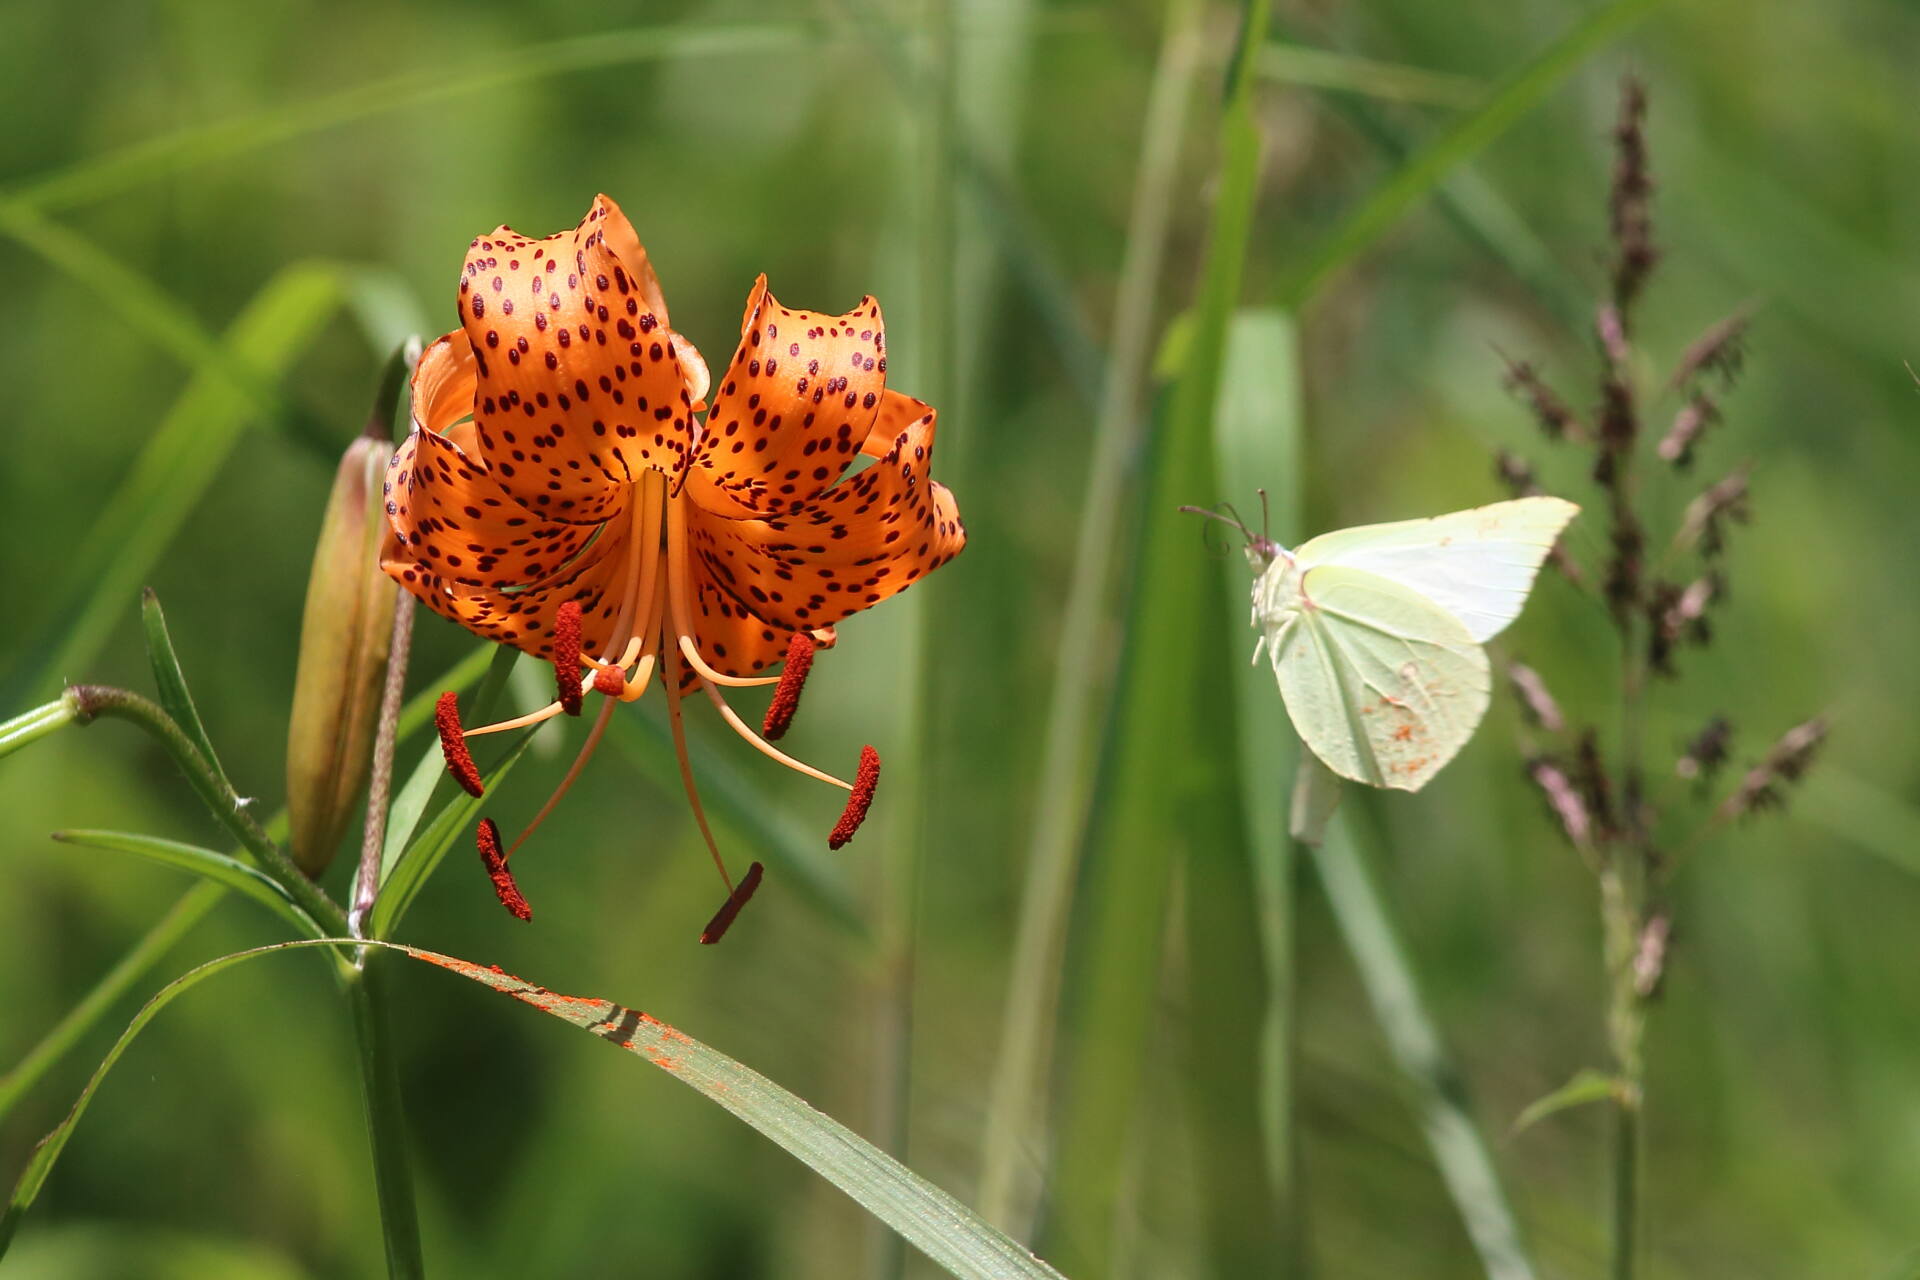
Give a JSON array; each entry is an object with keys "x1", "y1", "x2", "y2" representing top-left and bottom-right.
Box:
[
  {"x1": 344, "y1": 954, "x2": 426, "y2": 1279},
  {"x1": 1611, "y1": 1075, "x2": 1641, "y2": 1280},
  {"x1": 352, "y1": 594, "x2": 415, "y2": 938},
  {"x1": 62, "y1": 684, "x2": 347, "y2": 936},
  {"x1": 0, "y1": 881, "x2": 224, "y2": 1120},
  {"x1": 0, "y1": 698, "x2": 77, "y2": 758}
]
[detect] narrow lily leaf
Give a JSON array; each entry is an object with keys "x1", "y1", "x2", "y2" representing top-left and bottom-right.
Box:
[
  {"x1": 0, "y1": 660, "x2": 479, "y2": 1124},
  {"x1": 0, "y1": 262, "x2": 345, "y2": 707},
  {"x1": 2, "y1": 939, "x2": 1069, "y2": 1280},
  {"x1": 379, "y1": 645, "x2": 519, "y2": 880},
  {"x1": 369, "y1": 725, "x2": 536, "y2": 938},
  {"x1": 139, "y1": 590, "x2": 231, "y2": 796},
  {"x1": 1512, "y1": 1068, "x2": 1624, "y2": 1135},
  {"x1": 48, "y1": 830, "x2": 319, "y2": 939},
  {"x1": 1277, "y1": 0, "x2": 1664, "y2": 307}
]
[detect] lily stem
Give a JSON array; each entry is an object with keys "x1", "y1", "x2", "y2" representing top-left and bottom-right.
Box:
[{"x1": 345, "y1": 952, "x2": 426, "y2": 1279}]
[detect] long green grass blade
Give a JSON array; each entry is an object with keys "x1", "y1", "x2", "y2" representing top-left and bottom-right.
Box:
[
  {"x1": 379, "y1": 646, "x2": 519, "y2": 879},
  {"x1": 48, "y1": 830, "x2": 318, "y2": 938},
  {"x1": 1210, "y1": 308, "x2": 1306, "y2": 1256},
  {"x1": 1258, "y1": 41, "x2": 1484, "y2": 107},
  {"x1": 1047, "y1": 2, "x2": 1274, "y2": 1272},
  {"x1": 2, "y1": 939, "x2": 1070, "y2": 1280},
  {"x1": 1311, "y1": 811, "x2": 1539, "y2": 1280},
  {"x1": 1277, "y1": 0, "x2": 1665, "y2": 308},
  {"x1": 1, "y1": 262, "x2": 345, "y2": 706},
  {"x1": 978, "y1": 0, "x2": 1209, "y2": 1234},
  {"x1": 0, "y1": 25, "x2": 826, "y2": 216}
]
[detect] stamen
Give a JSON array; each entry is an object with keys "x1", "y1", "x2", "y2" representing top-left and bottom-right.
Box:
[
  {"x1": 761, "y1": 633, "x2": 816, "y2": 741},
  {"x1": 698, "y1": 676, "x2": 853, "y2": 791},
  {"x1": 503, "y1": 693, "x2": 621, "y2": 860},
  {"x1": 461, "y1": 700, "x2": 569, "y2": 739},
  {"x1": 435, "y1": 691, "x2": 485, "y2": 796},
  {"x1": 476, "y1": 817, "x2": 531, "y2": 921},
  {"x1": 678, "y1": 635, "x2": 781, "y2": 688},
  {"x1": 593, "y1": 665, "x2": 626, "y2": 697},
  {"x1": 699, "y1": 861, "x2": 764, "y2": 945},
  {"x1": 663, "y1": 643, "x2": 737, "y2": 893},
  {"x1": 553, "y1": 601, "x2": 584, "y2": 715},
  {"x1": 829, "y1": 746, "x2": 881, "y2": 850}
]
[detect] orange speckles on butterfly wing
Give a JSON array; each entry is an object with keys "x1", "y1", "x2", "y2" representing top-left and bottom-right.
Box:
[
  {"x1": 457, "y1": 195, "x2": 703, "y2": 525},
  {"x1": 382, "y1": 522, "x2": 631, "y2": 664},
  {"x1": 384, "y1": 428, "x2": 615, "y2": 591},
  {"x1": 683, "y1": 279, "x2": 888, "y2": 520},
  {"x1": 686, "y1": 402, "x2": 965, "y2": 632}
]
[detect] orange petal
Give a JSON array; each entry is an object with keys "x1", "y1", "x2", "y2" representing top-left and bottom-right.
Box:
[
  {"x1": 384, "y1": 423, "x2": 615, "y2": 592},
  {"x1": 686, "y1": 400, "x2": 965, "y2": 632},
  {"x1": 685, "y1": 575, "x2": 794, "y2": 678},
  {"x1": 455, "y1": 195, "x2": 705, "y2": 524},
  {"x1": 382, "y1": 524, "x2": 631, "y2": 665},
  {"x1": 682, "y1": 279, "x2": 888, "y2": 519}
]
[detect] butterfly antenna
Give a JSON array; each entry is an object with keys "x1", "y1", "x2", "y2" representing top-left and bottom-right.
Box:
[
  {"x1": 1176, "y1": 504, "x2": 1254, "y2": 540},
  {"x1": 1257, "y1": 489, "x2": 1271, "y2": 541}
]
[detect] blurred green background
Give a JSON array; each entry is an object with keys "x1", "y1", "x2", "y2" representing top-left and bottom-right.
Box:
[{"x1": 3, "y1": 0, "x2": 1918, "y2": 1276}]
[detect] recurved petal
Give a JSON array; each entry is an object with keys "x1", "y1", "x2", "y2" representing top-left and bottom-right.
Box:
[
  {"x1": 686, "y1": 400, "x2": 965, "y2": 633},
  {"x1": 381, "y1": 523, "x2": 631, "y2": 664},
  {"x1": 384, "y1": 425, "x2": 616, "y2": 592},
  {"x1": 457, "y1": 195, "x2": 704, "y2": 524},
  {"x1": 686, "y1": 575, "x2": 798, "y2": 678},
  {"x1": 681, "y1": 279, "x2": 888, "y2": 519}
]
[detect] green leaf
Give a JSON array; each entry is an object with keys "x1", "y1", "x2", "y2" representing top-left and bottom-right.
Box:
[
  {"x1": 369, "y1": 726, "x2": 536, "y2": 938},
  {"x1": 139, "y1": 590, "x2": 231, "y2": 796},
  {"x1": 1256, "y1": 41, "x2": 1485, "y2": 108},
  {"x1": 0, "y1": 262, "x2": 346, "y2": 707},
  {"x1": 3, "y1": 939, "x2": 1070, "y2": 1280},
  {"x1": 1311, "y1": 811, "x2": 1540, "y2": 1280},
  {"x1": 1277, "y1": 0, "x2": 1665, "y2": 308},
  {"x1": 1512, "y1": 1068, "x2": 1624, "y2": 1135},
  {"x1": 48, "y1": 830, "x2": 320, "y2": 939},
  {"x1": 379, "y1": 645, "x2": 519, "y2": 882}
]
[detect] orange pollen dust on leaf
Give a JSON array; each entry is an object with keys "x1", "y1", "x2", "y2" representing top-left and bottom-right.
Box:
[
  {"x1": 435, "y1": 692, "x2": 485, "y2": 797},
  {"x1": 760, "y1": 632, "x2": 817, "y2": 741},
  {"x1": 700, "y1": 860, "x2": 765, "y2": 945},
  {"x1": 476, "y1": 817, "x2": 532, "y2": 921},
  {"x1": 829, "y1": 746, "x2": 882, "y2": 850}
]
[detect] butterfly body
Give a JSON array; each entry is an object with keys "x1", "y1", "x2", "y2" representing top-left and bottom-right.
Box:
[{"x1": 1247, "y1": 496, "x2": 1579, "y2": 792}]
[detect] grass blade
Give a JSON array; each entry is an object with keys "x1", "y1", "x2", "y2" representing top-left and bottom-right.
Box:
[
  {"x1": 2, "y1": 938, "x2": 1070, "y2": 1280},
  {"x1": 1047, "y1": 2, "x2": 1274, "y2": 1271},
  {"x1": 1257, "y1": 41, "x2": 1484, "y2": 107},
  {"x1": 139, "y1": 589, "x2": 231, "y2": 797},
  {"x1": 1276, "y1": 0, "x2": 1665, "y2": 308},
  {"x1": 978, "y1": 0, "x2": 1209, "y2": 1234},
  {"x1": 48, "y1": 830, "x2": 318, "y2": 938},
  {"x1": 0, "y1": 262, "x2": 345, "y2": 707},
  {"x1": 1210, "y1": 308, "x2": 1306, "y2": 1256},
  {"x1": 1311, "y1": 810, "x2": 1539, "y2": 1280},
  {"x1": 379, "y1": 646, "x2": 519, "y2": 880}
]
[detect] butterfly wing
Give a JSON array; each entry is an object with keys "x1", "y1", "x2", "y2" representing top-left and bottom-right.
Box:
[
  {"x1": 1291, "y1": 496, "x2": 1578, "y2": 643},
  {"x1": 1265, "y1": 564, "x2": 1491, "y2": 791}
]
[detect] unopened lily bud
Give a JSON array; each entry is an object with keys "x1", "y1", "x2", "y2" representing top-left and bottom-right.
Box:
[{"x1": 286, "y1": 429, "x2": 399, "y2": 874}]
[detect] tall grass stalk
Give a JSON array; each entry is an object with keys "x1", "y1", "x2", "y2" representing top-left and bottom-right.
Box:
[{"x1": 977, "y1": 0, "x2": 1207, "y2": 1237}]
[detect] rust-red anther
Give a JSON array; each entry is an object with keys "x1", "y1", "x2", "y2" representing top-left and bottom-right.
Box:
[
  {"x1": 760, "y1": 633, "x2": 816, "y2": 741},
  {"x1": 476, "y1": 817, "x2": 532, "y2": 921},
  {"x1": 592, "y1": 664, "x2": 626, "y2": 697},
  {"x1": 553, "y1": 601, "x2": 585, "y2": 716},
  {"x1": 828, "y1": 746, "x2": 880, "y2": 850},
  {"x1": 436, "y1": 691, "x2": 485, "y2": 797},
  {"x1": 699, "y1": 861, "x2": 765, "y2": 945}
]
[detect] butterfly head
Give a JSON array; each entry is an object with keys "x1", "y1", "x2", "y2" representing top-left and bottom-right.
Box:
[{"x1": 1178, "y1": 493, "x2": 1287, "y2": 572}]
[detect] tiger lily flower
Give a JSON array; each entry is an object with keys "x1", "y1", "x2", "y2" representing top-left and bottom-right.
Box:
[{"x1": 380, "y1": 195, "x2": 964, "y2": 938}]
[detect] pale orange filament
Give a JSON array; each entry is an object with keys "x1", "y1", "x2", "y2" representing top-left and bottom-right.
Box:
[
  {"x1": 504, "y1": 691, "x2": 621, "y2": 860},
  {"x1": 663, "y1": 640, "x2": 735, "y2": 893}
]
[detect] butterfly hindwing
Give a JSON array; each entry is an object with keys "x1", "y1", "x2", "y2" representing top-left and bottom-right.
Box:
[
  {"x1": 1265, "y1": 564, "x2": 1491, "y2": 791},
  {"x1": 1292, "y1": 496, "x2": 1577, "y2": 643}
]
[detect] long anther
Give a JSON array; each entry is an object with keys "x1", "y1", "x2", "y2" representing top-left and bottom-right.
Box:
[
  {"x1": 828, "y1": 746, "x2": 881, "y2": 849},
  {"x1": 761, "y1": 633, "x2": 816, "y2": 740},
  {"x1": 435, "y1": 692, "x2": 485, "y2": 796},
  {"x1": 553, "y1": 601, "x2": 585, "y2": 715},
  {"x1": 699, "y1": 861, "x2": 765, "y2": 945},
  {"x1": 476, "y1": 817, "x2": 531, "y2": 921}
]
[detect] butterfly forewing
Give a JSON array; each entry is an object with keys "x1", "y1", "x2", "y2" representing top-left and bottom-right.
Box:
[
  {"x1": 1266, "y1": 564, "x2": 1491, "y2": 792},
  {"x1": 1292, "y1": 496, "x2": 1578, "y2": 643}
]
